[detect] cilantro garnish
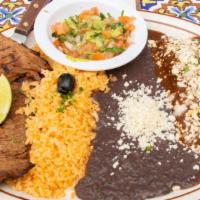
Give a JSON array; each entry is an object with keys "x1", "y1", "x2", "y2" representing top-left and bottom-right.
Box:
[
  {"x1": 18, "y1": 88, "x2": 24, "y2": 95},
  {"x1": 183, "y1": 65, "x2": 190, "y2": 73},
  {"x1": 145, "y1": 145, "x2": 153, "y2": 153},
  {"x1": 79, "y1": 87, "x2": 84, "y2": 92},
  {"x1": 101, "y1": 47, "x2": 125, "y2": 54},
  {"x1": 56, "y1": 92, "x2": 73, "y2": 113},
  {"x1": 100, "y1": 12, "x2": 106, "y2": 20},
  {"x1": 121, "y1": 10, "x2": 125, "y2": 16},
  {"x1": 58, "y1": 35, "x2": 68, "y2": 43},
  {"x1": 107, "y1": 12, "x2": 112, "y2": 18}
]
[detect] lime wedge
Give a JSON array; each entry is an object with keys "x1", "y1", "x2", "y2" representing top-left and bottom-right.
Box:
[{"x1": 0, "y1": 74, "x2": 12, "y2": 124}]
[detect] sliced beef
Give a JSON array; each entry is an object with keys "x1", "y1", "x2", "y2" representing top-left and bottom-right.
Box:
[
  {"x1": 0, "y1": 34, "x2": 50, "y2": 182},
  {"x1": 0, "y1": 34, "x2": 49, "y2": 82},
  {"x1": 0, "y1": 82, "x2": 32, "y2": 182}
]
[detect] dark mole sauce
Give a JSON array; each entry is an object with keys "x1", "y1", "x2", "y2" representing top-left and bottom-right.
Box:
[
  {"x1": 150, "y1": 32, "x2": 200, "y2": 145},
  {"x1": 75, "y1": 31, "x2": 200, "y2": 200},
  {"x1": 149, "y1": 31, "x2": 184, "y2": 98}
]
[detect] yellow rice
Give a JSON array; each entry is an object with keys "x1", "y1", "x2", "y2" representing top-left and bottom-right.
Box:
[{"x1": 9, "y1": 53, "x2": 109, "y2": 198}]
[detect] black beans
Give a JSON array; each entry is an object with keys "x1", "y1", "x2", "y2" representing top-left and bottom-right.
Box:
[{"x1": 57, "y1": 73, "x2": 75, "y2": 94}]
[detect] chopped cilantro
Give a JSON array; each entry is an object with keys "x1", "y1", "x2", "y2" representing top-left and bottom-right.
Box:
[
  {"x1": 121, "y1": 10, "x2": 125, "y2": 16},
  {"x1": 101, "y1": 47, "x2": 125, "y2": 54},
  {"x1": 79, "y1": 87, "x2": 84, "y2": 92},
  {"x1": 100, "y1": 12, "x2": 106, "y2": 20},
  {"x1": 107, "y1": 12, "x2": 112, "y2": 18},
  {"x1": 68, "y1": 31, "x2": 77, "y2": 37},
  {"x1": 61, "y1": 92, "x2": 73, "y2": 103},
  {"x1": 58, "y1": 35, "x2": 68, "y2": 43},
  {"x1": 56, "y1": 92, "x2": 73, "y2": 113},
  {"x1": 145, "y1": 145, "x2": 153, "y2": 153},
  {"x1": 56, "y1": 107, "x2": 64, "y2": 113},
  {"x1": 80, "y1": 22, "x2": 88, "y2": 29},
  {"x1": 111, "y1": 22, "x2": 123, "y2": 29},
  {"x1": 52, "y1": 32, "x2": 59, "y2": 38},
  {"x1": 70, "y1": 16, "x2": 78, "y2": 24},
  {"x1": 183, "y1": 65, "x2": 190, "y2": 73},
  {"x1": 90, "y1": 31, "x2": 101, "y2": 38},
  {"x1": 18, "y1": 88, "x2": 24, "y2": 95}
]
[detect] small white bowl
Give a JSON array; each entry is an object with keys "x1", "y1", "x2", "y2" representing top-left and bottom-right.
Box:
[{"x1": 34, "y1": 0, "x2": 148, "y2": 71}]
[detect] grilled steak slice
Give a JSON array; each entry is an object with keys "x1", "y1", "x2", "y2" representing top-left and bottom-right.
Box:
[
  {"x1": 0, "y1": 34, "x2": 50, "y2": 182},
  {"x1": 0, "y1": 82, "x2": 32, "y2": 182},
  {"x1": 0, "y1": 34, "x2": 49, "y2": 82}
]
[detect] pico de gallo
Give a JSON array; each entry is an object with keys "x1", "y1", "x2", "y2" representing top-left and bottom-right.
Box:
[{"x1": 51, "y1": 7, "x2": 135, "y2": 61}]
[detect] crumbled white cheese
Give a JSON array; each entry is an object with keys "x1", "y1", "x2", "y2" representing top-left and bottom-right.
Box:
[
  {"x1": 180, "y1": 159, "x2": 184, "y2": 163},
  {"x1": 157, "y1": 78, "x2": 162, "y2": 84},
  {"x1": 174, "y1": 104, "x2": 187, "y2": 117},
  {"x1": 123, "y1": 155, "x2": 128, "y2": 159},
  {"x1": 118, "y1": 139, "x2": 123, "y2": 146},
  {"x1": 110, "y1": 172, "x2": 114, "y2": 176},
  {"x1": 172, "y1": 185, "x2": 181, "y2": 191},
  {"x1": 148, "y1": 40, "x2": 157, "y2": 48},
  {"x1": 112, "y1": 84, "x2": 177, "y2": 150},
  {"x1": 193, "y1": 164, "x2": 199, "y2": 171},
  {"x1": 122, "y1": 74, "x2": 127, "y2": 80},
  {"x1": 177, "y1": 81, "x2": 186, "y2": 88},
  {"x1": 169, "y1": 144, "x2": 178, "y2": 150},
  {"x1": 152, "y1": 37, "x2": 200, "y2": 153},
  {"x1": 124, "y1": 82, "x2": 129, "y2": 87},
  {"x1": 118, "y1": 143, "x2": 130, "y2": 151},
  {"x1": 113, "y1": 161, "x2": 119, "y2": 169},
  {"x1": 112, "y1": 84, "x2": 176, "y2": 150},
  {"x1": 111, "y1": 117, "x2": 115, "y2": 121}
]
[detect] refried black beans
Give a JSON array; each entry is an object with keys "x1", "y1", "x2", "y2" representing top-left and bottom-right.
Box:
[{"x1": 75, "y1": 31, "x2": 200, "y2": 200}]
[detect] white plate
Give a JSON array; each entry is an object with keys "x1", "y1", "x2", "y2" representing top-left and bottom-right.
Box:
[
  {"x1": 34, "y1": 0, "x2": 148, "y2": 71},
  {"x1": 1, "y1": 5, "x2": 200, "y2": 200}
]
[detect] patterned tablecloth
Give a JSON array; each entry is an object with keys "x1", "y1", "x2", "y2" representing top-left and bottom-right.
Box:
[{"x1": 0, "y1": 0, "x2": 199, "y2": 34}]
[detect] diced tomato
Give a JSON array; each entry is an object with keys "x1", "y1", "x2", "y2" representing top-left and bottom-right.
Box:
[
  {"x1": 53, "y1": 39, "x2": 60, "y2": 48},
  {"x1": 78, "y1": 43, "x2": 97, "y2": 55},
  {"x1": 91, "y1": 52, "x2": 105, "y2": 60},
  {"x1": 79, "y1": 13, "x2": 90, "y2": 21},
  {"x1": 124, "y1": 42, "x2": 130, "y2": 48},
  {"x1": 70, "y1": 51, "x2": 79, "y2": 58},
  {"x1": 104, "y1": 52, "x2": 114, "y2": 59},
  {"x1": 79, "y1": 7, "x2": 99, "y2": 21},
  {"x1": 80, "y1": 8, "x2": 93, "y2": 17},
  {"x1": 116, "y1": 35, "x2": 126, "y2": 41},
  {"x1": 115, "y1": 40, "x2": 124, "y2": 48},
  {"x1": 52, "y1": 23, "x2": 69, "y2": 35},
  {"x1": 119, "y1": 16, "x2": 134, "y2": 24},
  {"x1": 62, "y1": 47, "x2": 70, "y2": 54},
  {"x1": 90, "y1": 7, "x2": 99, "y2": 15},
  {"x1": 79, "y1": 28, "x2": 90, "y2": 33},
  {"x1": 124, "y1": 24, "x2": 135, "y2": 31},
  {"x1": 102, "y1": 31, "x2": 111, "y2": 39}
]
